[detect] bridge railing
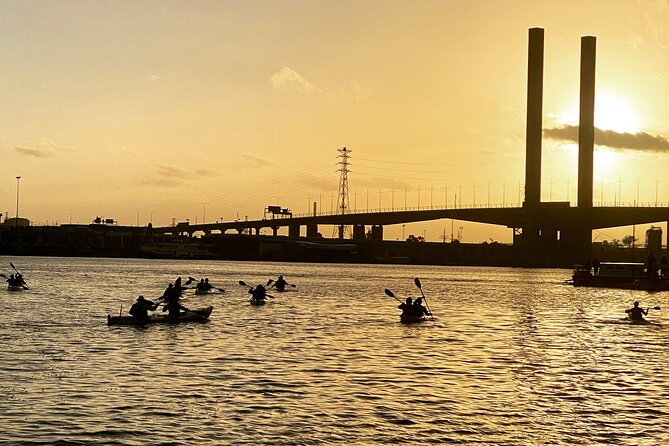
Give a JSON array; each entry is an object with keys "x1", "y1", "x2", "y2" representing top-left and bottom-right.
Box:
[
  {"x1": 291, "y1": 203, "x2": 524, "y2": 218},
  {"x1": 596, "y1": 201, "x2": 669, "y2": 208},
  {"x1": 290, "y1": 201, "x2": 669, "y2": 219}
]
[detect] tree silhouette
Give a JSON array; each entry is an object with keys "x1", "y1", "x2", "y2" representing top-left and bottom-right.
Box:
[{"x1": 622, "y1": 235, "x2": 637, "y2": 248}]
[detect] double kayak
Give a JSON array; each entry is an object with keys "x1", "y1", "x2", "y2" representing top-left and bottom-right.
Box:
[
  {"x1": 194, "y1": 289, "x2": 214, "y2": 295},
  {"x1": 249, "y1": 297, "x2": 267, "y2": 306},
  {"x1": 7, "y1": 285, "x2": 25, "y2": 291},
  {"x1": 400, "y1": 314, "x2": 428, "y2": 324},
  {"x1": 107, "y1": 306, "x2": 214, "y2": 326}
]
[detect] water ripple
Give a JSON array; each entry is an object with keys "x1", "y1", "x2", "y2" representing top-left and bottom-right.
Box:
[{"x1": 1, "y1": 259, "x2": 668, "y2": 444}]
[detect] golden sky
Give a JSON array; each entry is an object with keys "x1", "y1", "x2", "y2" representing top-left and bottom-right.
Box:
[{"x1": 2, "y1": 0, "x2": 669, "y2": 242}]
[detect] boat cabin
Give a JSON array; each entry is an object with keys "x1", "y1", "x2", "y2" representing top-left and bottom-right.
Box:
[{"x1": 597, "y1": 262, "x2": 645, "y2": 278}]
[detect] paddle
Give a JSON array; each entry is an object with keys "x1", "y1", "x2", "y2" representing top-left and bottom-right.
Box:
[
  {"x1": 10, "y1": 263, "x2": 19, "y2": 274},
  {"x1": 238, "y1": 280, "x2": 274, "y2": 298},
  {"x1": 414, "y1": 277, "x2": 434, "y2": 319},
  {"x1": 627, "y1": 306, "x2": 662, "y2": 313},
  {"x1": 384, "y1": 288, "x2": 403, "y2": 304}
]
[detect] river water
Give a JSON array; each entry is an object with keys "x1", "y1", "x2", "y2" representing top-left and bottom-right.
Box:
[{"x1": 0, "y1": 256, "x2": 667, "y2": 445}]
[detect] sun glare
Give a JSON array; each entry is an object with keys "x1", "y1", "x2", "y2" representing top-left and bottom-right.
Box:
[
  {"x1": 557, "y1": 92, "x2": 642, "y2": 133},
  {"x1": 594, "y1": 148, "x2": 621, "y2": 174},
  {"x1": 595, "y1": 93, "x2": 642, "y2": 133}
]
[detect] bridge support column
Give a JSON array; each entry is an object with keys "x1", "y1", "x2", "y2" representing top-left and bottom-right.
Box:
[
  {"x1": 539, "y1": 228, "x2": 558, "y2": 252},
  {"x1": 306, "y1": 224, "x2": 318, "y2": 238},
  {"x1": 561, "y1": 227, "x2": 592, "y2": 263},
  {"x1": 353, "y1": 224, "x2": 366, "y2": 240},
  {"x1": 370, "y1": 225, "x2": 383, "y2": 241},
  {"x1": 289, "y1": 225, "x2": 300, "y2": 237},
  {"x1": 271, "y1": 226, "x2": 279, "y2": 236}
]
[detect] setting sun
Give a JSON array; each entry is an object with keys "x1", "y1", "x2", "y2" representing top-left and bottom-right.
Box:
[
  {"x1": 559, "y1": 92, "x2": 643, "y2": 133},
  {"x1": 595, "y1": 93, "x2": 643, "y2": 133}
]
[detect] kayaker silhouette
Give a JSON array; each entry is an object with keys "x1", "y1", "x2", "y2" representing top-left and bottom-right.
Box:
[
  {"x1": 162, "y1": 292, "x2": 189, "y2": 316},
  {"x1": 249, "y1": 284, "x2": 267, "y2": 302},
  {"x1": 129, "y1": 295, "x2": 158, "y2": 321},
  {"x1": 274, "y1": 276, "x2": 288, "y2": 291},
  {"x1": 161, "y1": 283, "x2": 174, "y2": 300},
  {"x1": 398, "y1": 297, "x2": 413, "y2": 316},
  {"x1": 412, "y1": 297, "x2": 431, "y2": 318},
  {"x1": 204, "y1": 278, "x2": 213, "y2": 291},
  {"x1": 196, "y1": 279, "x2": 208, "y2": 292},
  {"x1": 625, "y1": 301, "x2": 649, "y2": 321}
]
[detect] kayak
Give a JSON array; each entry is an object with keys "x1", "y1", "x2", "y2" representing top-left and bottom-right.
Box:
[
  {"x1": 7, "y1": 285, "x2": 25, "y2": 291},
  {"x1": 627, "y1": 317, "x2": 651, "y2": 325},
  {"x1": 400, "y1": 314, "x2": 428, "y2": 324},
  {"x1": 107, "y1": 306, "x2": 214, "y2": 326},
  {"x1": 249, "y1": 297, "x2": 267, "y2": 306},
  {"x1": 194, "y1": 288, "x2": 223, "y2": 295}
]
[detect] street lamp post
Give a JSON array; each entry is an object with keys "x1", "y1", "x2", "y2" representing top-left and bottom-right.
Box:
[{"x1": 15, "y1": 176, "x2": 21, "y2": 227}]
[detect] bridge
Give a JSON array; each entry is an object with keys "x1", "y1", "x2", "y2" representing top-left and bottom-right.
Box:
[
  {"x1": 154, "y1": 201, "x2": 669, "y2": 248},
  {"x1": 155, "y1": 28, "x2": 669, "y2": 262}
]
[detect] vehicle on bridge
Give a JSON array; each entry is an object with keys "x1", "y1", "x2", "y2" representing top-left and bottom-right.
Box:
[{"x1": 264, "y1": 205, "x2": 292, "y2": 219}]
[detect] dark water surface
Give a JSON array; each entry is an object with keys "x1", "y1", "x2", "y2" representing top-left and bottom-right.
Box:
[{"x1": 1, "y1": 256, "x2": 667, "y2": 445}]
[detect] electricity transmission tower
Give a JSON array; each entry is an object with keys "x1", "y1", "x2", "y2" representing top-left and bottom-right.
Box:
[{"x1": 334, "y1": 147, "x2": 351, "y2": 239}]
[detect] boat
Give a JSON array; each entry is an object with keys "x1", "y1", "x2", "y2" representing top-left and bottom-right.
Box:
[
  {"x1": 249, "y1": 297, "x2": 267, "y2": 306},
  {"x1": 571, "y1": 262, "x2": 669, "y2": 290},
  {"x1": 107, "y1": 306, "x2": 213, "y2": 326},
  {"x1": 628, "y1": 317, "x2": 651, "y2": 325},
  {"x1": 194, "y1": 289, "x2": 213, "y2": 295},
  {"x1": 7, "y1": 285, "x2": 24, "y2": 291},
  {"x1": 400, "y1": 314, "x2": 427, "y2": 324}
]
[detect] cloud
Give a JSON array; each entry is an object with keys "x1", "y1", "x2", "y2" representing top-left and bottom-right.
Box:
[
  {"x1": 544, "y1": 125, "x2": 669, "y2": 153},
  {"x1": 295, "y1": 173, "x2": 337, "y2": 191},
  {"x1": 193, "y1": 168, "x2": 218, "y2": 176},
  {"x1": 270, "y1": 67, "x2": 316, "y2": 94},
  {"x1": 40, "y1": 138, "x2": 77, "y2": 152},
  {"x1": 12, "y1": 146, "x2": 52, "y2": 158},
  {"x1": 7, "y1": 137, "x2": 77, "y2": 159},
  {"x1": 241, "y1": 152, "x2": 275, "y2": 167},
  {"x1": 119, "y1": 146, "x2": 138, "y2": 156},
  {"x1": 148, "y1": 164, "x2": 220, "y2": 187},
  {"x1": 156, "y1": 164, "x2": 192, "y2": 179}
]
